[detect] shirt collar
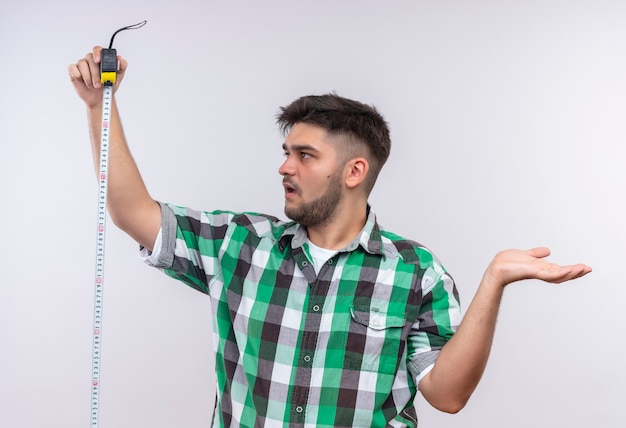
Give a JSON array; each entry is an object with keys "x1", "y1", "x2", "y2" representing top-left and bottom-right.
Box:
[{"x1": 278, "y1": 205, "x2": 385, "y2": 256}]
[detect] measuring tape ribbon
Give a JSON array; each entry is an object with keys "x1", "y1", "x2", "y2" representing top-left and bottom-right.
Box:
[
  {"x1": 90, "y1": 83, "x2": 111, "y2": 427},
  {"x1": 89, "y1": 20, "x2": 146, "y2": 428}
]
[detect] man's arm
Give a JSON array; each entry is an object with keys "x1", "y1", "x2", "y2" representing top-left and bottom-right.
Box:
[
  {"x1": 419, "y1": 247, "x2": 592, "y2": 413},
  {"x1": 69, "y1": 46, "x2": 161, "y2": 250}
]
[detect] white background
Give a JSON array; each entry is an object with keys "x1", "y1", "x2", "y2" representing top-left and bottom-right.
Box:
[{"x1": 1, "y1": 1, "x2": 624, "y2": 427}]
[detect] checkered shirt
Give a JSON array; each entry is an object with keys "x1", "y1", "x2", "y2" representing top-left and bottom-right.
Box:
[{"x1": 144, "y1": 202, "x2": 461, "y2": 427}]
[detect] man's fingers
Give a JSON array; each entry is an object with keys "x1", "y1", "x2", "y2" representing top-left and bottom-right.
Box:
[
  {"x1": 568, "y1": 263, "x2": 592, "y2": 279},
  {"x1": 527, "y1": 247, "x2": 551, "y2": 259},
  {"x1": 69, "y1": 47, "x2": 128, "y2": 97},
  {"x1": 86, "y1": 53, "x2": 102, "y2": 88},
  {"x1": 115, "y1": 55, "x2": 127, "y2": 84},
  {"x1": 117, "y1": 55, "x2": 127, "y2": 73},
  {"x1": 74, "y1": 56, "x2": 94, "y2": 89},
  {"x1": 526, "y1": 247, "x2": 592, "y2": 283},
  {"x1": 92, "y1": 45, "x2": 103, "y2": 63},
  {"x1": 490, "y1": 248, "x2": 592, "y2": 286},
  {"x1": 68, "y1": 64, "x2": 79, "y2": 82},
  {"x1": 542, "y1": 263, "x2": 592, "y2": 284}
]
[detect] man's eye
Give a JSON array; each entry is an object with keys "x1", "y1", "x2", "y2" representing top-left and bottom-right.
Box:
[{"x1": 300, "y1": 152, "x2": 311, "y2": 159}]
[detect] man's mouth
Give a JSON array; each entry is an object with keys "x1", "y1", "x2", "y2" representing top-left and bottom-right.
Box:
[{"x1": 282, "y1": 179, "x2": 299, "y2": 196}]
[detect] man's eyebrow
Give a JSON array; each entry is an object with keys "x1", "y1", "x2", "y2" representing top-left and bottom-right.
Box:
[{"x1": 282, "y1": 143, "x2": 319, "y2": 152}]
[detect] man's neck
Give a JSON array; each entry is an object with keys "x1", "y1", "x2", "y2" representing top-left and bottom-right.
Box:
[{"x1": 305, "y1": 201, "x2": 368, "y2": 250}]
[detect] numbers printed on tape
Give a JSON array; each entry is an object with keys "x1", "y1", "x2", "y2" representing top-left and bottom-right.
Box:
[
  {"x1": 88, "y1": 21, "x2": 147, "y2": 427},
  {"x1": 91, "y1": 85, "x2": 112, "y2": 427}
]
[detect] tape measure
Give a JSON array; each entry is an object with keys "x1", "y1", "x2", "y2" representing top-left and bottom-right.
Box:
[
  {"x1": 90, "y1": 82, "x2": 111, "y2": 427},
  {"x1": 89, "y1": 21, "x2": 146, "y2": 428}
]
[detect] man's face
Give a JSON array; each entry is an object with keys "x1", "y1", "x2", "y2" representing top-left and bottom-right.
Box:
[{"x1": 279, "y1": 123, "x2": 344, "y2": 227}]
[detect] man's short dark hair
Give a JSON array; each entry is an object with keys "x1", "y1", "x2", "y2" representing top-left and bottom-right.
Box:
[{"x1": 276, "y1": 93, "x2": 391, "y2": 194}]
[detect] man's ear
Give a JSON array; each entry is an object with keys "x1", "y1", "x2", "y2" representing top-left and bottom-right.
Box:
[{"x1": 344, "y1": 157, "x2": 369, "y2": 189}]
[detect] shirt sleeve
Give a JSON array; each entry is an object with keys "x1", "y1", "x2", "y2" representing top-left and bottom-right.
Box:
[
  {"x1": 406, "y1": 268, "x2": 461, "y2": 388},
  {"x1": 140, "y1": 202, "x2": 241, "y2": 294}
]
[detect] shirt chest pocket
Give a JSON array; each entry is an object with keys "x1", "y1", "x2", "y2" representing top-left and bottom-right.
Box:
[{"x1": 346, "y1": 305, "x2": 407, "y2": 374}]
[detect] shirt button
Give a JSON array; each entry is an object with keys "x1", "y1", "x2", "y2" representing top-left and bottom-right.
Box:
[
  {"x1": 312, "y1": 305, "x2": 320, "y2": 312},
  {"x1": 296, "y1": 405, "x2": 304, "y2": 413},
  {"x1": 370, "y1": 314, "x2": 382, "y2": 327},
  {"x1": 301, "y1": 261, "x2": 308, "y2": 267},
  {"x1": 303, "y1": 355, "x2": 311, "y2": 363},
  {"x1": 327, "y1": 259, "x2": 333, "y2": 265}
]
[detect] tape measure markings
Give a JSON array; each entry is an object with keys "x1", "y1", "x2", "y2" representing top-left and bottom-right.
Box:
[
  {"x1": 88, "y1": 21, "x2": 146, "y2": 427},
  {"x1": 91, "y1": 84, "x2": 112, "y2": 428}
]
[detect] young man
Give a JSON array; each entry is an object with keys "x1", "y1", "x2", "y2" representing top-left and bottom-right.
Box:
[{"x1": 69, "y1": 47, "x2": 591, "y2": 427}]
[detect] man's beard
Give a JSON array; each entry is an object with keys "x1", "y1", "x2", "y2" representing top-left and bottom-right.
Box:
[{"x1": 284, "y1": 173, "x2": 342, "y2": 227}]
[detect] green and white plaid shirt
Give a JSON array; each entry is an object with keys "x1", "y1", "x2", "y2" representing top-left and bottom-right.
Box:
[{"x1": 143, "y1": 203, "x2": 461, "y2": 427}]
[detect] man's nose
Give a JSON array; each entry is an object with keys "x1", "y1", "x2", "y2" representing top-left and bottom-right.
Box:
[{"x1": 278, "y1": 155, "x2": 295, "y2": 176}]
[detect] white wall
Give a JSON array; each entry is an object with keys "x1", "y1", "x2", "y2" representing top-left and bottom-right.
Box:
[{"x1": 1, "y1": 1, "x2": 624, "y2": 427}]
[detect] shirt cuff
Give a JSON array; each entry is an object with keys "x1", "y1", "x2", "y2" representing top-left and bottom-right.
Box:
[
  {"x1": 138, "y1": 201, "x2": 176, "y2": 269},
  {"x1": 415, "y1": 363, "x2": 435, "y2": 389},
  {"x1": 139, "y1": 228, "x2": 163, "y2": 265},
  {"x1": 407, "y1": 350, "x2": 440, "y2": 390}
]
